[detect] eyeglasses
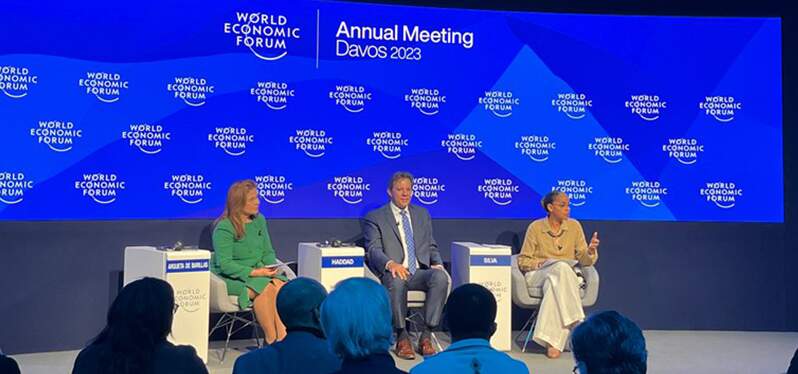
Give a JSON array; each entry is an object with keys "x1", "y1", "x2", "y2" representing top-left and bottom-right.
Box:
[{"x1": 173, "y1": 303, "x2": 180, "y2": 314}]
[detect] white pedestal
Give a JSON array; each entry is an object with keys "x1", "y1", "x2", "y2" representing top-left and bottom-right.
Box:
[
  {"x1": 450, "y1": 242, "x2": 512, "y2": 351},
  {"x1": 298, "y1": 242, "x2": 365, "y2": 292},
  {"x1": 123, "y1": 246, "x2": 210, "y2": 363}
]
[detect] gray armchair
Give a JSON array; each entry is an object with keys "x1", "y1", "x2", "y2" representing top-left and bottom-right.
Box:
[
  {"x1": 510, "y1": 254, "x2": 599, "y2": 352},
  {"x1": 208, "y1": 259, "x2": 296, "y2": 362}
]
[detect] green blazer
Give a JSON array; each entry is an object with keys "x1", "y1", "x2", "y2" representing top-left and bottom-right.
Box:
[{"x1": 210, "y1": 214, "x2": 288, "y2": 309}]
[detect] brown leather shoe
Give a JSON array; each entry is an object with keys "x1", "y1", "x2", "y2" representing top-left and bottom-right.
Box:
[
  {"x1": 418, "y1": 336, "x2": 437, "y2": 356},
  {"x1": 394, "y1": 337, "x2": 416, "y2": 360}
]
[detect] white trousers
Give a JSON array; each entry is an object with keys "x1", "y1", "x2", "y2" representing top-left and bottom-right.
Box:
[{"x1": 524, "y1": 261, "x2": 585, "y2": 351}]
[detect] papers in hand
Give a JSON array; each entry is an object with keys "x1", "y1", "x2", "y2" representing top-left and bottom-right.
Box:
[
  {"x1": 539, "y1": 259, "x2": 578, "y2": 269},
  {"x1": 263, "y1": 261, "x2": 296, "y2": 269}
]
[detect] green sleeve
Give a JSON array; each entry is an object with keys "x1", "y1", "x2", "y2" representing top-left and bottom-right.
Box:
[
  {"x1": 258, "y1": 216, "x2": 277, "y2": 266},
  {"x1": 212, "y1": 220, "x2": 252, "y2": 281}
]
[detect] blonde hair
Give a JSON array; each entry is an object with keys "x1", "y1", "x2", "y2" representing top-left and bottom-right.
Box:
[{"x1": 220, "y1": 180, "x2": 258, "y2": 240}]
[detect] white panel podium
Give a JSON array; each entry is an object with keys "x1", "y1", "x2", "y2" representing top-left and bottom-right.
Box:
[
  {"x1": 298, "y1": 242, "x2": 365, "y2": 292},
  {"x1": 450, "y1": 242, "x2": 512, "y2": 351},
  {"x1": 123, "y1": 246, "x2": 211, "y2": 363}
]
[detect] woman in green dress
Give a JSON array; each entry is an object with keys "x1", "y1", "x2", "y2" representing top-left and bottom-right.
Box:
[{"x1": 211, "y1": 180, "x2": 288, "y2": 343}]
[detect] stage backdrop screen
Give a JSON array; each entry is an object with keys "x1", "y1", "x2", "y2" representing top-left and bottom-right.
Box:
[{"x1": 0, "y1": 1, "x2": 783, "y2": 221}]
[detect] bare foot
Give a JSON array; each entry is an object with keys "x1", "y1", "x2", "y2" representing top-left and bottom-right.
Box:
[{"x1": 546, "y1": 346, "x2": 562, "y2": 359}]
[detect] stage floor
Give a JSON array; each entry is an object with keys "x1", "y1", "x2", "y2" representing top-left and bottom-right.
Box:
[{"x1": 11, "y1": 330, "x2": 797, "y2": 374}]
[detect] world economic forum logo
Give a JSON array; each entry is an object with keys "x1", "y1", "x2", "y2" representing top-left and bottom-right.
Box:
[
  {"x1": 0, "y1": 172, "x2": 33, "y2": 205},
  {"x1": 477, "y1": 178, "x2": 519, "y2": 206},
  {"x1": 552, "y1": 180, "x2": 593, "y2": 207},
  {"x1": 515, "y1": 135, "x2": 556, "y2": 162},
  {"x1": 224, "y1": 12, "x2": 301, "y2": 61},
  {"x1": 327, "y1": 176, "x2": 370, "y2": 204},
  {"x1": 699, "y1": 96, "x2": 742, "y2": 123},
  {"x1": 209, "y1": 126, "x2": 254, "y2": 156},
  {"x1": 625, "y1": 95, "x2": 667, "y2": 121},
  {"x1": 255, "y1": 175, "x2": 293, "y2": 204},
  {"x1": 625, "y1": 180, "x2": 667, "y2": 208},
  {"x1": 404, "y1": 88, "x2": 446, "y2": 116},
  {"x1": 552, "y1": 93, "x2": 592, "y2": 120},
  {"x1": 700, "y1": 182, "x2": 743, "y2": 209},
  {"x1": 0, "y1": 66, "x2": 38, "y2": 99},
  {"x1": 75, "y1": 173, "x2": 126, "y2": 204},
  {"x1": 167, "y1": 77, "x2": 214, "y2": 107},
  {"x1": 122, "y1": 123, "x2": 170, "y2": 155},
  {"x1": 251, "y1": 81, "x2": 295, "y2": 110},
  {"x1": 367, "y1": 131, "x2": 407, "y2": 159},
  {"x1": 289, "y1": 129, "x2": 333, "y2": 158},
  {"x1": 588, "y1": 137, "x2": 629, "y2": 164},
  {"x1": 79, "y1": 72, "x2": 129, "y2": 103},
  {"x1": 164, "y1": 174, "x2": 212, "y2": 204},
  {"x1": 663, "y1": 138, "x2": 704, "y2": 165},
  {"x1": 30, "y1": 120, "x2": 82, "y2": 153},
  {"x1": 175, "y1": 287, "x2": 208, "y2": 313},
  {"x1": 442, "y1": 133, "x2": 482, "y2": 161},
  {"x1": 329, "y1": 85, "x2": 372, "y2": 113},
  {"x1": 479, "y1": 90, "x2": 519, "y2": 118},
  {"x1": 413, "y1": 177, "x2": 446, "y2": 205}
]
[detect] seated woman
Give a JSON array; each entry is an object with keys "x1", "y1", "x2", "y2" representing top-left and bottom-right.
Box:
[
  {"x1": 72, "y1": 277, "x2": 207, "y2": 374},
  {"x1": 212, "y1": 180, "x2": 288, "y2": 344},
  {"x1": 571, "y1": 311, "x2": 647, "y2": 374},
  {"x1": 518, "y1": 191, "x2": 600, "y2": 359},
  {"x1": 321, "y1": 278, "x2": 406, "y2": 374}
]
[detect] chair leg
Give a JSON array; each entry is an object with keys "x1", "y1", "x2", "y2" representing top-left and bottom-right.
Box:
[
  {"x1": 251, "y1": 310, "x2": 263, "y2": 348},
  {"x1": 430, "y1": 332, "x2": 444, "y2": 352},
  {"x1": 222, "y1": 313, "x2": 235, "y2": 363},
  {"x1": 514, "y1": 310, "x2": 538, "y2": 353}
]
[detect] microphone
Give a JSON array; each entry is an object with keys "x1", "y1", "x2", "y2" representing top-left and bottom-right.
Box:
[{"x1": 258, "y1": 229, "x2": 263, "y2": 236}]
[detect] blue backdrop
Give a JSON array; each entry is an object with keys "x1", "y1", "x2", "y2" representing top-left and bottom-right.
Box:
[{"x1": 0, "y1": 0, "x2": 783, "y2": 221}]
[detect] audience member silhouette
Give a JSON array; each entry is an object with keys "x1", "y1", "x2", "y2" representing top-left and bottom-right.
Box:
[
  {"x1": 72, "y1": 277, "x2": 207, "y2": 374},
  {"x1": 0, "y1": 352, "x2": 21, "y2": 374},
  {"x1": 571, "y1": 311, "x2": 647, "y2": 374},
  {"x1": 233, "y1": 277, "x2": 341, "y2": 374},
  {"x1": 321, "y1": 277, "x2": 406, "y2": 374},
  {"x1": 410, "y1": 283, "x2": 527, "y2": 373}
]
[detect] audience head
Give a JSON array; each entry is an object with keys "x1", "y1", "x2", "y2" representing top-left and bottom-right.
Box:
[
  {"x1": 571, "y1": 311, "x2": 647, "y2": 374},
  {"x1": 91, "y1": 277, "x2": 176, "y2": 373},
  {"x1": 444, "y1": 283, "x2": 497, "y2": 342},
  {"x1": 221, "y1": 179, "x2": 259, "y2": 239},
  {"x1": 277, "y1": 277, "x2": 328, "y2": 331},
  {"x1": 320, "y1": 277, "x2": 393, "y2": 359}
]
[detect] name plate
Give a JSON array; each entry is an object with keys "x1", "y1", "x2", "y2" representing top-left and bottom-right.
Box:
[
  {"x1": 470, "y1": 255, "x2": 511, "y2": 266},
  {"x1": 166, "y1": 259, "x2": 209, "y2": 273},
  {"x1": 321, "y1": 256, "x2": 364, "y2": 268}
]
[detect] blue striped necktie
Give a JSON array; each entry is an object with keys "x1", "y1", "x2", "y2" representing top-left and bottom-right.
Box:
[{"x1": 400, "y1": 210, "x2": 417, "y2": 274}]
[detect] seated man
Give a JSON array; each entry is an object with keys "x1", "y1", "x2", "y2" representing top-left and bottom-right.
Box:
[
  {"x1": 363, "y1": 171, "x2": 450, "y2": 359},
  {"x1": 233, "y1": 278, "x2": 341, "y2": 374},
  {"x1": 571, "y1": 311, "x2": 647, "y2": 374},
  {"x1": 410, "y1": 284, "x2": 528, "y2": 374}
]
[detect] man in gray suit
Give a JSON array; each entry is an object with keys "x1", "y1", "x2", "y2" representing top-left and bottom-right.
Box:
[{"x1": 363, "y1": 171, "x2": 450, "y2": 360}]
